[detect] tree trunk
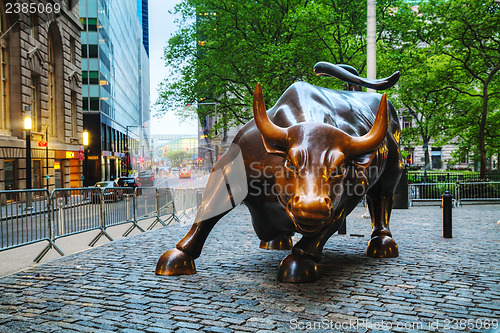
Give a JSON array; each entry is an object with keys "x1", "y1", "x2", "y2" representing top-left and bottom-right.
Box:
[
  {"x1": 423, "y1": 138, "x2": 430, "y2": 179},
  {"x1": 478, "y1": 90, "x2": 488, "y2": 179}
]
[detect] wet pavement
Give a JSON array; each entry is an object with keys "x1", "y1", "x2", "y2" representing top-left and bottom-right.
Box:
[{"x1": 0, "y1": 204, "x2": 499, "y2": 332}]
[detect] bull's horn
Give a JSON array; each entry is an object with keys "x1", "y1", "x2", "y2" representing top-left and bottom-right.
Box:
[
  {"x1": 253, "y1": 82, "x2": 288, "y2": 147},
  {"x1": 344, "y1": 93, "x2": 389, "y2": 155}
]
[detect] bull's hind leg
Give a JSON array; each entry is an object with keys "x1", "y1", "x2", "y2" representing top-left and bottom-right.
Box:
[{"x1": 156, "y1": 144, "x2": 248, "y2": 275}]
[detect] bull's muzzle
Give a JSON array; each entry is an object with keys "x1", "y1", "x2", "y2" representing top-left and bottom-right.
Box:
[{"x1": 287, "y1": 195, "x2": 332, "y2": 234}]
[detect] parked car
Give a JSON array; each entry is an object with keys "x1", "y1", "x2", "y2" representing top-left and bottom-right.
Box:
[
  {"x1": 179, "y1": 168, "x2": 191, "y2": 179},
  {"x1": 92, "y1": 181, "x2": 123, "y2": 203},
  {"x1": 137, "y1": 170, "x2": 155, "y2": 187},
  {"x1": 116, "y1": 177, "x2": 138, "y2": 188}
]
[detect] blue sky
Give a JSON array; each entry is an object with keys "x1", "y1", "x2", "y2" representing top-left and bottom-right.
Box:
[{"x1": 149, "y1": 0, "x2": 198, "y2": 135}]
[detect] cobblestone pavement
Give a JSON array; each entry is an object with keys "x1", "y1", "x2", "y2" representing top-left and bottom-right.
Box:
[{"x1": 0, "y1": 204, "x2": 499, "y2": 333}]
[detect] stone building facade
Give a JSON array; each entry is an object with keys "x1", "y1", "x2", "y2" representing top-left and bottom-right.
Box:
[{"x1": 0, "y1": 0, "x2": 83, "y2": 191}]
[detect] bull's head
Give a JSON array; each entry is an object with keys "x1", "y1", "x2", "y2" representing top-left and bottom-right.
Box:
[{"x1": 253, "y1": 83, "x2": 388, "y2": 235}]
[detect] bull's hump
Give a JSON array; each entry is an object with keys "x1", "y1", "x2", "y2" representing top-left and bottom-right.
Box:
[{"x1": 269, "y1": 82, "x2": 377, "y2": 136}]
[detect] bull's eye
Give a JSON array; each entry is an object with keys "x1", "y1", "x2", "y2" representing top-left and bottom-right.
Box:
[
  {"x1": 285, "y1": 159, "x2": 298, "y2": 174},
  {"x1": 329, "y1": 164, "x2": 346, "y2": 180}
]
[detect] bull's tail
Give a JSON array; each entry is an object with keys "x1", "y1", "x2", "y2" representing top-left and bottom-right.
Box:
[{"x1": 314, "y1": 62, "x2": 400, "y2": 91}]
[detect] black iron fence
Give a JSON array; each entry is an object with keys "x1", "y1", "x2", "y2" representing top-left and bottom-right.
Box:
[
  {"x1": 408, "y1": 171, "x2": 500, "y2": 184},
  {"x1": 409, "y1": 182, "x2": 500, "y2": 206}
]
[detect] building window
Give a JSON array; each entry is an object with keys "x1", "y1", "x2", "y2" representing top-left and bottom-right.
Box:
[
  {"x1": 30, "y1": 76, "x2": 41, "y2": 132},
  {"x1": 47, "y1": 24, "x2": 64, "y2": 139},
  {"x1": 90, "y1": 97, "x2": 99, "y2": 111},
  {"x1": 70, "y1": 37, "x2": 76, "y2": 64},
  {"x1": 89, "y1": 44, "x2": 98, "y2": 58},
  {"x1": 402, "y1": 116, "x2": 412, "y2": 129},
  {"x1": 5, "y1": 160, "x2": 16, "y2": 191},
  {"x1": 81, "y1": 18, "x2": 98, "y2": 31},
  {"x1": 82, "y1": 71, "x2": 99, "y2": 84},
  {"x1": 82, "y1": 97, "x2": 99, "y2": 111},
  {"x1": 29, "y1": 14, "x2": 38, "y2": 39},
  {"x1": 81, "y1": 44, "x2": 98, "y2": 58},
  {"x1": 431, "y1": 147, "x2": 442, "y2": 169}
]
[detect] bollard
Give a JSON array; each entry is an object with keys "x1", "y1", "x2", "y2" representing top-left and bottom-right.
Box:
[
  {"x1": 196, "y1": 189, "x2": 203, "y2": 208},
  {"x1": 338, "y1": 217, "x2": 346, "y2": 235},
  {"x1": 442, "y1": 190, "x2": 452, "y2": 238}
]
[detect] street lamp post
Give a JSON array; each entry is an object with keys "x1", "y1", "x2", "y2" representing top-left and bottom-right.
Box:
[
  {"x1": 83, "y1": 131, "x2": 89, "y2": 187},
  {"x1": 24, "y1": 115, "x2": 32, "y2": 190},
  {"x1": 367, "y1": 0, "x2": 377, "y2": 92}
]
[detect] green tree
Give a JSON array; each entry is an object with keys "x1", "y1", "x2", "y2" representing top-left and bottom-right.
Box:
[
  {"x1": 166, "y1": 150, "x2": 192, "y2": 166},
  {"x1": 413, "y1": 0, "x2": 500, "y2": 177},
  {"x1": 393, "y1": 53, "x2": 459, "y2": 170},
  {"x1": 157, "y1": 0, "x2": 406, "y2": 133}
]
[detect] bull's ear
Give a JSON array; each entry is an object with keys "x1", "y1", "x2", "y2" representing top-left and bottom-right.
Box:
[{"x1": 260, "y1": 135, "x2": 288, "y2": 157}]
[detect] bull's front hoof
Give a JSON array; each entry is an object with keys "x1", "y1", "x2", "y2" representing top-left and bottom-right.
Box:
[
  {"x1": 259, "y1": 235, "x2": 293, "y2": 250},
  {"x1": 366, "y1": 235, "x2": 399, "y2": 258},
  {"x1": 155, "y1": 248, "x2": 196, "y2": 275},
  {"x1": 277, "y1": 253, "x2": 319, "y2": 283}
]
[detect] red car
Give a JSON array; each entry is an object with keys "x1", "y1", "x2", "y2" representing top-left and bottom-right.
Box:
[{"x1": 179, "y1": 168, "x2": 191, "y2": 179}]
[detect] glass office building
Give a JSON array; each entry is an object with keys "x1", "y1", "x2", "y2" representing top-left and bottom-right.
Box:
[
  {"x1": 80, "y1": 0, "x2": 150, "y2": 185},
  {"x1": 137, "y1": 0, "x2": 149, "y2": 56}
]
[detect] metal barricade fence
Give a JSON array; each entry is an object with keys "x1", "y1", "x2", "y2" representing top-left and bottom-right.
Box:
[
  {"x1": 102, "y1": 187, "x2": 135, "y2": 227},
  {"x1": 408, "y1": 183, "x2": 457, "y2": 207},
  {"x1": 122, "y1": 187, "x2": 156, "y2": 236},
  {"x1": 51, "y1": 188, "x2": 101, "y2": 238},
  {"x1": 457, "y1": 181, "x2": 500, "y2": 206},
  {"x1": 157, "y1": 188, "x2": 179, "y2": 225},
  {"x1": 174, "y1": 188, "x2": 199, "y2": 220},
  {"x1": 186, "y1": 188, "x2": 200, "y2": 218},
  {"x1": 134, "y1": 187, "x2": 158, "y2": 221},
  {"x1": 0, "y1": 186, "x2": 201, "y2": 262},
  {"x1": 0, "y1": 189, "x2": 51, "y2": 251}
]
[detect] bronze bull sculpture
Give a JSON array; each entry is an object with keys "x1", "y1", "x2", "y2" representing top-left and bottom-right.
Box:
[{"x1": 156, "y1": 62, "x2": 402, "y2": 283}]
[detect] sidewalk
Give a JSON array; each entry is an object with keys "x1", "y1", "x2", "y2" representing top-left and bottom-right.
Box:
[{"x1": 0, "y1": 205, "x2": 498, "y2": 332}]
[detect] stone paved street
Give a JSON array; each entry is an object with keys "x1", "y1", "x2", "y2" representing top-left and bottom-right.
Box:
[{"x1": 0, "y1": 204, "x2": 499, "y2": 332}]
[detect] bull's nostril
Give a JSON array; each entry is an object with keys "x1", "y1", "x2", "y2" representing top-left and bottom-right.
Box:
[
  {"x1": 323, "y1": 197, "x2": 331, "y2": 207},
  {"x1": 293, "y1": 196, "x2": 300, "y2": 204}
]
